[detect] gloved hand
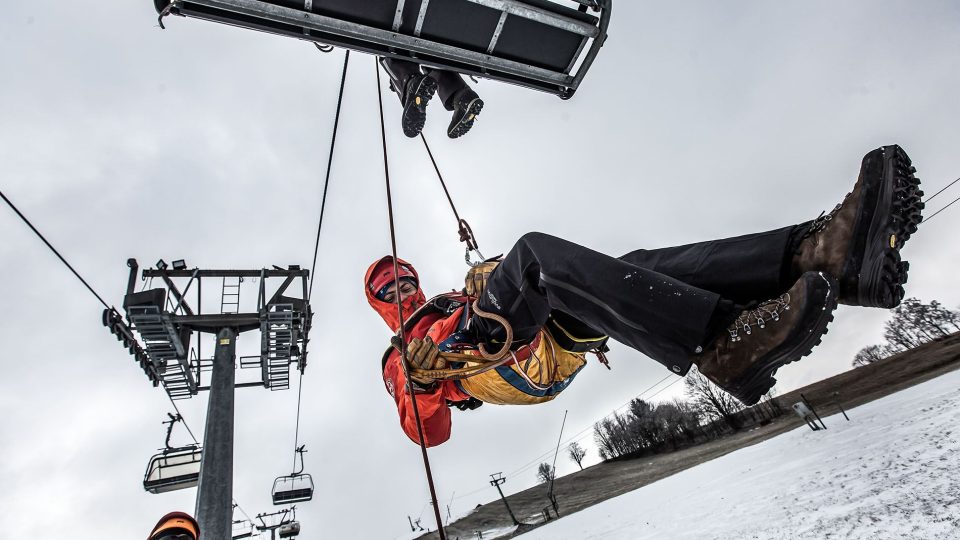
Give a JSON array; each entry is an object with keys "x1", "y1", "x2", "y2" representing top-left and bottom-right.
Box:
[
  {"x1": 464, "y1": 260, "x2": 500, "y2": 297},
  {"x1": 405, "y1": 336, "x2": 446, "y2": 387}
]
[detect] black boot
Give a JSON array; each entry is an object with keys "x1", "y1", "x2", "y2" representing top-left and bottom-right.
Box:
[
  {"x1": 399, "y1": 74, "x2": 438, "y2": 138},
  {"x1": 792, "y1": 145, "x2": 923, "y2": 308},
  {"x1": 446, "y1": 87, "x2": 484, "y2": 139}
]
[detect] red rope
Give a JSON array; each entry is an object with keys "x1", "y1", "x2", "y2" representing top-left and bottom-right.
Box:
[{"x1": 375, "y1": 59, "x2": 448, "y2": 540}]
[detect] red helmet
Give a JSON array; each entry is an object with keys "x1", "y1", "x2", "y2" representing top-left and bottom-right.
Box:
[{"x1": 364, "y1": 256, "x2": 426, "y2": 331}]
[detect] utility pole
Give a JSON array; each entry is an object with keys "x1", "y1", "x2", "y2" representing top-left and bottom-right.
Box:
[
  {"x1": 489, "y1": 473, "x2": 520, "y2": 526},
  {"x1": 546, "y1": 410, "x2": 568, "y2": 518}
]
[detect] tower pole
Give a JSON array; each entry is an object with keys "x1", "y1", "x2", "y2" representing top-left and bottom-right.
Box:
[{"x1": 195, "y1": 327, "x2": 238, "y2": 537}]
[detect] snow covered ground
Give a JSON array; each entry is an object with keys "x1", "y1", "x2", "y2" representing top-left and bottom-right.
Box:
[{"x1": 516, "y1": 369, "x2": 960, "y2": 540}]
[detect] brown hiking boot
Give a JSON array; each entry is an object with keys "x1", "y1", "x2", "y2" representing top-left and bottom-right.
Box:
[
  {"x1": 693, "y1": 272, "x2": 839, "y2": 405},
  {"x1": 792, "y1": 145, "x2": 923, "y2": 308}
]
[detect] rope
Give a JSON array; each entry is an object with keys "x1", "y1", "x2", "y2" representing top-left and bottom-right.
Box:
[
  {"x1": 1, "y1": 189, "x2": 110, "y2": 309},
  {"x1": 308, "y1": 50, "x2": 350, "y2": 301},
  {"x1": 375, "y1": 58, "x2": 448, "y2": 540},
  {"x1": 419, "y1": 135, "x2": 480, "y2": 254}
]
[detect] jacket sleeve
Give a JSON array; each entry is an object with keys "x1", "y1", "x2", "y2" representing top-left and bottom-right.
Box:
[{"x1": 383, "y1": 350, "x2": 451, "y2": 447}]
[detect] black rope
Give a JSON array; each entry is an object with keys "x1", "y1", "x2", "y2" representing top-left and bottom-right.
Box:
[
  {"x1": 308, "y1": 50, "x2": 350, "y2": 301},
  {"x1": 375, "y1": 59, "x2": 448, "y2": 540},
  {"x1": 1, "y1": 189, "x2": 110, "y2": 309},
  {"x1": 419, "y1": 135, "x2": 479, "y2": 253}
]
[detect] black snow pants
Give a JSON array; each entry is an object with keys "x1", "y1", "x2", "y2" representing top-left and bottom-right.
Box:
[
  {"x1": 474, "y1": 226, "x2": 804, "y2": 375},
  {"x1": 380, "y1": 58, "x2": 469, "y2": 111}
]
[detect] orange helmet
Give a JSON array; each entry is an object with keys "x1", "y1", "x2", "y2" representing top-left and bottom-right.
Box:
[{"x1": 148, "y1": 512, "x2": 200, "y2": 540}]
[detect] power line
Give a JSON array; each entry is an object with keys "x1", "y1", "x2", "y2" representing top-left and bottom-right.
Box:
[
  {"x1": 1, "y1": 189, "x2": 110, "y2": 309},
  {"x1": 922, "y1": 193, "x2": 960, "y2": 225},
  {"x1": 924, "y1": 176, "x2": 959, "y2": 203}
]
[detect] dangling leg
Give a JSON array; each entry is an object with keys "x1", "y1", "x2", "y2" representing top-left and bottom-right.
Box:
[
  {"x1": 378, "y1": 57, "x2": 437, "y2": 138},
  {"x1": 423, "y1": 68, "x2": 484, "y2": 139},
  {"x1": 474, "y1": 232, "x2": 838, "y2": 405}
]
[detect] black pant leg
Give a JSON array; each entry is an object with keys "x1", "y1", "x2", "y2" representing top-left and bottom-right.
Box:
[
  {"x1": 618, "y1": 224, "x2": 806, "y2": 305},
  {"x1": 422, "y1": 68, "x2": 468, "y2": 110},
  {"x1": 474, "y1": 232, "x2": 720, "y2": 374},
  {"x1": 379, "y1": 57, "x2": 423, "y2": 102}
]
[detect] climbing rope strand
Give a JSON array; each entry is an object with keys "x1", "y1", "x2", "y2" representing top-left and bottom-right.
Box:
[
  {"x1": 922, "y1": 193, "x2": 960, "y2": 225},
  {"x1": 924, "y1": 175, "x2": 960, "y2": 203},
  {"x1": 1, "y1": 189, "x2": 110, "y2": 309},
  {"x1": 375, "y1": 59, "x2": 448, "y2": 540},
  {"x1": 419, "y1": 134, "x2": 480, "y2": 255},
  {"x1": 308, "y1": 50, "x2": 350, "y2": 301},
  {"x1": 420, "y1": 135, "x2": 463, "y2": 224}
]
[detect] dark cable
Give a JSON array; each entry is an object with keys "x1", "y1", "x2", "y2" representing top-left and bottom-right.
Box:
[
  {"x1": 922, "y1": 193, "x2": 960, "y2": 225},
  {"x1": 376, "y1": 59, "x2": 448, "y2": 540},
  {"x1": 925, "y1": 176, "x2": 960, "y2": 203},
  {"x1": 308, "y1": 50, "x2": 350, "y2": 301},
  {"x1": 167, "y1": 394, "x2": 199, "y2": 445},
  {"x1": 420, "y1": 134, "x2": 463, "y2": 224},
  {"x1": 1, "y1": 189, "x2": 110, "y2": 309}
]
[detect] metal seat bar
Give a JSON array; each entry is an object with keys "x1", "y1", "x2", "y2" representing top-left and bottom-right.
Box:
[{"x1": 167, "y1": 0, "x2": 611, "y2": 97}]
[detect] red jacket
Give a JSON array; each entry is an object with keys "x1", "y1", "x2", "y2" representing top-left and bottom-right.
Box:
[{"x1": 366, "y1": 257, "x2": 471, "y2": 447}]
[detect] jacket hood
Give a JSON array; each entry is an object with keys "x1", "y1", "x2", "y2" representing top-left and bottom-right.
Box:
[{"x1": 364, "y1": 256, "x2": 426, "y2": 332}]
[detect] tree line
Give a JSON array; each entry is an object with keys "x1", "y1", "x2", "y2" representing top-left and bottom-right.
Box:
[
  {"x1": 532, "y1": 297, "x2": 958, "y2": 478},
  {"x1": 853, "y1": 297, "x2": 960, "y2": 367}
]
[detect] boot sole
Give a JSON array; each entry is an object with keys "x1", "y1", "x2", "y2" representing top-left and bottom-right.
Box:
[
  {"x1": 401, "y1": 76, "x2": 438, "y2": 138},
  {"x1": 843, "y1": 145, "x2": 923, "y2": 308},
  {"x1": 447, "y1": 98, "x2": 484, "y2": 139},
  {"x1": 729, "y1": 272, "x2": 839, "y2": 405}
]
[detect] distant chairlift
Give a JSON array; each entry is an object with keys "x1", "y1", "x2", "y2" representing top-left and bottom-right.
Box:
[
  {"x1": 278, "y1": 520, "x2": 301, "y2": 539},
  {"x1": 153, "y1": 0, "x2": 612, "y2": 99},
  {"x1": 143, "y1": 413, "x2": 203, "y2": 494},
  {"x1": 272, "y1": 445, "x2": 314, "y2": 505}
]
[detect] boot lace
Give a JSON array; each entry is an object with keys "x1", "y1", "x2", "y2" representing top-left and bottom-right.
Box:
[
  {"x1": 798, "y1": 192, "x2": 850, "y2": 245},
  {"x1": 727, "y1": 293, "x2": 791, "y2": 342}
]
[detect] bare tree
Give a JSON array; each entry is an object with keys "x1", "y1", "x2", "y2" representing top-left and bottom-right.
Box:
[
  {"x1": 684, "y1": 367, "x2": 743, "y2": 430},
  {"x1": 536, "y1": 463, "x2": 555, "y2": 484},
  {"x1": 567, "y1": 442, "x2": 587, "y2": 471},
  {"x1": 854, "y1": 298, "x2": 960, "y2": 368}
]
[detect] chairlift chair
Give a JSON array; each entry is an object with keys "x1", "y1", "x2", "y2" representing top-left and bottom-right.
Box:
[
  {"x1": 153, "y1": 0, "x2": 612, "y2": 98},
  {"x1": 271, "y1": 445, "x2": 314, "y2": 505},
  {"x1": 278, "y1": 520, "x2": 301, "y2": 538},
  {"x1": 143, "y1": 445, "x2": 203, "y2": 494},
  {"x1": 271, "y1": 473, "x2": 315, "y2": 505},
  {"x1": 143, "y1": 413, "x2": 202, "y2": 494}
]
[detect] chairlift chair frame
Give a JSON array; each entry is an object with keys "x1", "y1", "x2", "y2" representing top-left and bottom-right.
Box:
[
  {"x1": 278, "y1": 520, "x2": 301, "y2": 538},
  {"x1": 143, "y1": 444, "x2": 203, "y2": 494},
  {"x1": 271, "y1": 445, "x2": 314, "y2": 505},
  {"x1": 154, "y1": 0, "x2": 612, "y2": 99}
]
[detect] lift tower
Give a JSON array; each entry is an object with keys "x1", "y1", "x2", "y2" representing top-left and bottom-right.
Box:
[{"x1": 104, "y1": 259, "x2": 312, "y2": 538}]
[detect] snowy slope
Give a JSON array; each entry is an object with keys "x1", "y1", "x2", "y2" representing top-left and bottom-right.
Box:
[{"x1": 516, "y1": 369, "x2": 960, "y2": 540}]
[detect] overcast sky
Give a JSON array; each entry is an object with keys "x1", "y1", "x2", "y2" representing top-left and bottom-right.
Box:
[{"x1": 2, "y1": 1, "x2": 959, "y2": 538}]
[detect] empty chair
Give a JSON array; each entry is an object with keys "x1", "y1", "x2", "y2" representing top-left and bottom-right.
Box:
[
  {"x1": 143, "y1": 445, "x2": 203, "y2": 494},
  {"x1": 272, "y1": 473, "x2": 314, "y2": 505},
  {"x1": 278, "y1": 520, "x2": 301, "y2": 538},
  {"x1": 153, "y1": 0, "x2": 612, "y2": 98}
]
